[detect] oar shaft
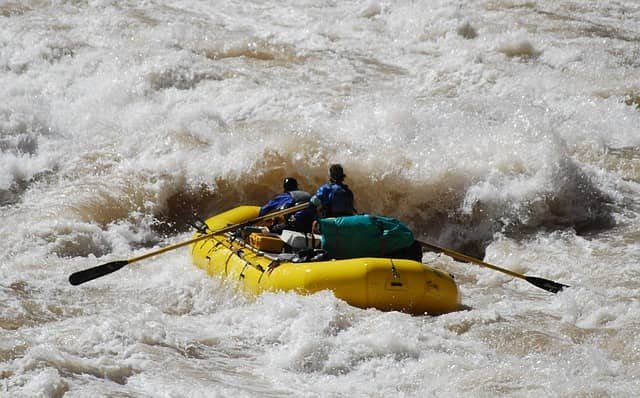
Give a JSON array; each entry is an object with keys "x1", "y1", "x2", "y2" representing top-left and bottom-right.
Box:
[
  {"x1": 418, "y1": 239, "x2": 568, "y2": 293},
  {"x1": 127, "y1": 202, "x2": 310, "y2": 265},
  {"x1": 421, "y1": 241, "x2": 525, "y2": 280},
  {"x1": 127, "y1": 239, "x2": 196, "y2": 264},
  {"x1": 69, "y1": 202, "x2": 310, "y2": 284}
]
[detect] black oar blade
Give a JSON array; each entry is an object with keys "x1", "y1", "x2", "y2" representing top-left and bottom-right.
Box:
[
  {"x1": 525, "y1": 276, "x2": 569, "y2": 294},
  {"x1": 69, "y1": 260, "x2": 129, "y2": 286}
]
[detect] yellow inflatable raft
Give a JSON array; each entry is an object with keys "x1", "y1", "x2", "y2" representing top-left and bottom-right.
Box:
[{"x1": 191, "y1": 206, "x2": 460, "y2": 315}]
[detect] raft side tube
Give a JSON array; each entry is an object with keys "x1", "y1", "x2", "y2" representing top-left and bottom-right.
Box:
[{"x1": 191, "y1": 206, "x2": 460, "y2": 314}]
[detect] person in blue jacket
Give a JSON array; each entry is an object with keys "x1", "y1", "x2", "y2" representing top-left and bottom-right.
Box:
[
  {"x1": 310, "y1": 164, "x2": 355, "y2": 218},
  {"x1": 260, "y1": 177, "x2": 315, "y2": 233},
  {"x1": 259, "y1": 177, "x2": 308, "y2": 216}
]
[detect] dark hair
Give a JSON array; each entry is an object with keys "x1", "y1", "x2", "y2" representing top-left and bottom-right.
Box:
[
  {"x1": 329, "y1": 164, "x2": 345, "y2": 182},
  {"x1": 283, "y1": 177, "x2": 298, "y2": 191}
]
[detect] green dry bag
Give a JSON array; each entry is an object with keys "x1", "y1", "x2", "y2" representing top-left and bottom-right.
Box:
[{"x1": 319, "y1": 214, "x2": 415, "y2": 259}]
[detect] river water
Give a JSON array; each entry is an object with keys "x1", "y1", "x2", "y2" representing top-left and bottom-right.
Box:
[{"x1": 1, "y1": 0, "x2": 639, "y2": 396}]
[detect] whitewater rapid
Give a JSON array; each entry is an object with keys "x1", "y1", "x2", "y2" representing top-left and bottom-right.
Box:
[{"x1": 2, "y1": 0, "x2": 640, "y2": 396}]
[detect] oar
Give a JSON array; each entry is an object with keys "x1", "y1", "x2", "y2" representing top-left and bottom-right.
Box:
[
  {"x1": 418, "y1": 240, "x2": 568, "y2": 293},
  {"x1": 69, "y1": 202, "x2": 310, "y2": 286}
]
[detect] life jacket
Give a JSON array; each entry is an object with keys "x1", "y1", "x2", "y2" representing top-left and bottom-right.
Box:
[
  {"x1": 287, "y1": 206, "x2": 315, "y2": 233},
  {"x1": 285, "y1": 190, "x2": 314, "y2": 233},
  {"x1": 259, "y1": 190, "x2": 311, "y2": 217},
  {"x1": 326, "y1": 183, "x2": 354, "y2": 217}
]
